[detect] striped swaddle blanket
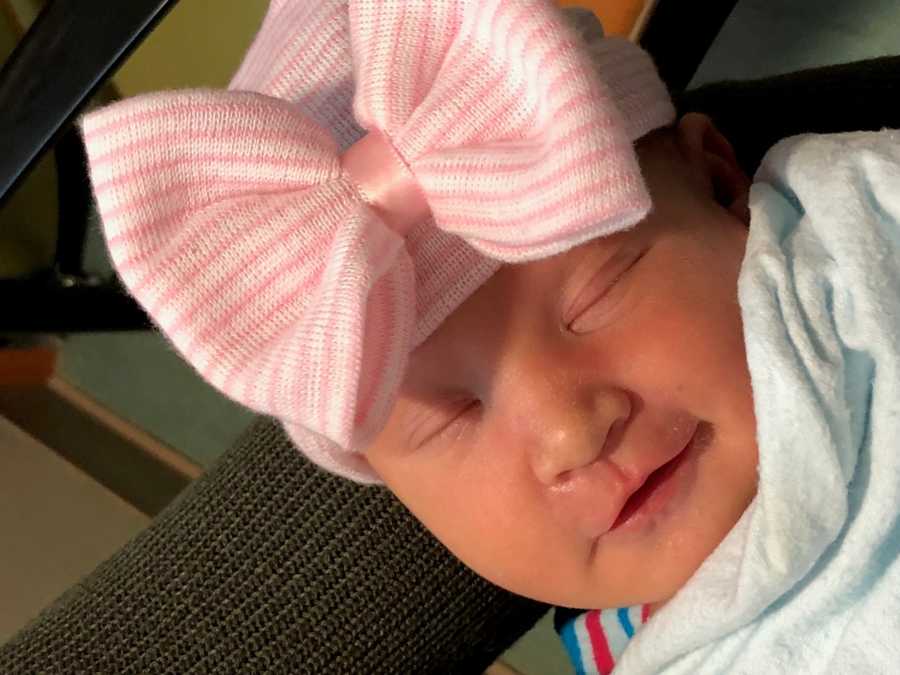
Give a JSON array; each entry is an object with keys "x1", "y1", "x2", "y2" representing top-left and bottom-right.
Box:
[{"x1": 555, "y1": 604, "x2": 650, "y2": 674}]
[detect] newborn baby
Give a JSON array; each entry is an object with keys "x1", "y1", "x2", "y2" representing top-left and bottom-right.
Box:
[
  {"x1": 364, "y1": 110, "x2": 759, "y2": 617},
  {"x1": 82, "y1": 1, "x2": 900, "y2": 672}
]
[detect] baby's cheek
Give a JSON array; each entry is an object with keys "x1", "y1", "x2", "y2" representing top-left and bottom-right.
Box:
[
  {"x1": 657, "y1": 260, "x2": 759, "y2": 517},
  {"x1": 622, "y1": 278, "x2": 753, "y2": 477},
  {"x1": 617, "y1": 290, "x2": 710, "y2": 396}
]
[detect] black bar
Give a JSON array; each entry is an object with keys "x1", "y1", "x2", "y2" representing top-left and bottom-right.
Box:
[
  {"x1": 0, "y1": 276, "x2": 153, "y2": 332},
  {"x1": 640, "y1": 0, "x2": 740, "y2": 95},
  {"x1": 54, "y1": 127, "x2": 93, "y2": 276},
  {"x1": 0, "y1": 0, "x2": 181, "y2": 209}
]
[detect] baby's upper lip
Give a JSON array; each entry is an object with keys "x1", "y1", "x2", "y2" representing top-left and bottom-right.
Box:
[
  {"x1": 552, "y1": 416, "x2": 701, "y2": 540},
  {"x1": 606, "y1": 420, "x2": 699, "y2": 529}
]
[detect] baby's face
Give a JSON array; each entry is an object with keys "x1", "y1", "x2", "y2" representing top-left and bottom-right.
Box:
[{"x1": 366, "y1": 115, "x2": 759, "y2": 612}]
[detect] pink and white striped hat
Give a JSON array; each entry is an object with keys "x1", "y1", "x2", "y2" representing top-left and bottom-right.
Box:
[{"x1": 81, "y1": 0, "x2": 675, "y2": 483}]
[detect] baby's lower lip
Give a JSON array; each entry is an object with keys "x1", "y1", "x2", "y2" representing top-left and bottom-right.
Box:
[{"x1": 608, "y1": 428, "x2": 700, "y2": 533}]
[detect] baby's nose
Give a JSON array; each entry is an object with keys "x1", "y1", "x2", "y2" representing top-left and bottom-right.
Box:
[{"x1": 528, "y1": 386, "x2": 632, "y2": 486}]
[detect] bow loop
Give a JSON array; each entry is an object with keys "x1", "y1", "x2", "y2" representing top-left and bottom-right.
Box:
[
  {"x1": 232, "y1": 0, "x2": 363, "y2": 151},
  {"x1": 83, "y1": 90, "x2": 344, "y2": 253},
  {"x1": 82, "y1": 88, "x2": 412, "y2": 455},
  {"x1": 348, "y1": 0, "x2": 650, "y2": 261}
]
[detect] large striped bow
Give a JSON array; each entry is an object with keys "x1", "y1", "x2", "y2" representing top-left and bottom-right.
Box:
[{"x1": 81, "y1": 0, "x2": 675, "y2": 483}]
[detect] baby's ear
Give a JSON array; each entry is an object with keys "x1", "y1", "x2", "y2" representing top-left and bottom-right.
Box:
[{"x1": 675, "y1": 113, "x2": 751, "y2": 225}]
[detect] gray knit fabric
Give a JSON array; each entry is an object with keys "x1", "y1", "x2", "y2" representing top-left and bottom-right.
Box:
[{"x1": 0, "y1": 418, "x2": 547, "y2": 674}]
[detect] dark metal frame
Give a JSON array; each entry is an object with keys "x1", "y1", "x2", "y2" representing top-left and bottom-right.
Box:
[
  {"x1": 0, "y1": 0, "x2": 738, "y2": 334},
  {"x1": 639, "y1": 0, "x2": 739, "y2": 94},
  {"x1": 0, "y1": 0, "x2": 180, "y2": 332}
]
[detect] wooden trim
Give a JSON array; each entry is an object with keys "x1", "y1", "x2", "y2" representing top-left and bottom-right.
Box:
[
  {"x1": 630, "y1": 0, "x2": 659, "y2": 42},
  {"x1": 0, "y1": 377, "x2": 200, "y2": 517},
  {"x1": 46, "y1": 376, "x2": 202, "y2": 481},
  {"x1": 484, "y1": 661, "x2": 527, "y2": 675},
  {"x1": 0, "y1": 345, "x2": 57, "y2": 386}
]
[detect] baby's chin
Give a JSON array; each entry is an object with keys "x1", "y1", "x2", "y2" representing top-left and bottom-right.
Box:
[
  {"x1": 488, "y1": 535, "x2": 703, "y2": 612},
  {"x1": 535, "y1": 559, "x2": 694, "y2": 612}
]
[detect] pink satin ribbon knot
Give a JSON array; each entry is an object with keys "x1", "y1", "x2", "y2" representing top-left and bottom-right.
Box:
[{"x1": 340, "y1": 130, "x2": 431, "y2": 236}]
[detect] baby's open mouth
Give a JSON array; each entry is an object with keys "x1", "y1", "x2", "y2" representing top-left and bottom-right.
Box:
[{"x1": 610, "y1": 432, "x2": 696, "y2": 531}]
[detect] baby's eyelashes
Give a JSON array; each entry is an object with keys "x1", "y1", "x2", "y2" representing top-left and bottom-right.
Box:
[
  {"x1": 564, "y1": 245, "x2": 648, "y2": 334},
  {"x1": 404, "y1": 397, "x2": 481, "y2": 450}
]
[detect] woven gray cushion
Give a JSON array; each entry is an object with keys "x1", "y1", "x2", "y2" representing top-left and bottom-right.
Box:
[{"x1": 0, "y1": 418, "x2": 546, "y2": 674}]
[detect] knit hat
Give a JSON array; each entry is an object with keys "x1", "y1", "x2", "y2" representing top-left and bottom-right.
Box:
[{"x1": 81, "y1": 0, "x2": 675, "y2": 483}]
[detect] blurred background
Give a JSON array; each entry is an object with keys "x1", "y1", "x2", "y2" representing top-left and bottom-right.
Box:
[{"x1": 2, "y1": 1, "x2": 899, "y2": 672}]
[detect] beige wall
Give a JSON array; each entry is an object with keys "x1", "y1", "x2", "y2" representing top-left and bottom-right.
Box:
[
  {"x1": 3, "y1": 0, "x2": 269, "y2": 92},
  {"x1": 113, "y1": 0, "x2": 269, "y2": 94}
]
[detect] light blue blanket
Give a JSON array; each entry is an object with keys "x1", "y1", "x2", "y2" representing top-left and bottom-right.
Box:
[{"x1": 619, "y1": 130, "x2": 900, "y2": 673}]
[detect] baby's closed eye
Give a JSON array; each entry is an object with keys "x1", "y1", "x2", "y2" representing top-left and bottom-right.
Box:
[
  {"x1": 564, "y1": 244, "x2": 648, "y2": 334},
  {"x1": 405, "y1": 397, "x2": 482, "y2": 450}
]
